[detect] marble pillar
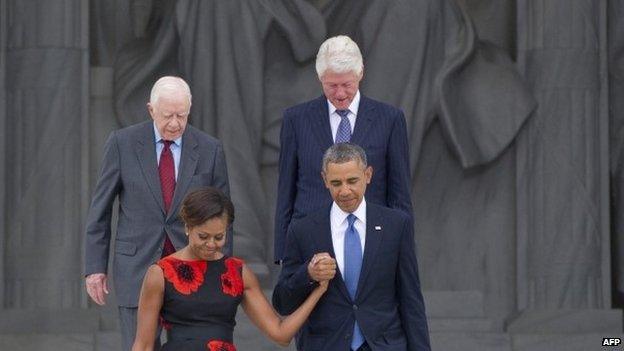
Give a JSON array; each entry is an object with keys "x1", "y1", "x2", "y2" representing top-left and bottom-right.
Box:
[
  {"x1": 511, "y1": 0, "x2": 620, "y2": 331},
  {"x1": 1, "y1": 0, "x2": 93, "y2": 330}
]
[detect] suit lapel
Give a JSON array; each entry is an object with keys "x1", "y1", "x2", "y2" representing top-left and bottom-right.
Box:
[
  {"x1": 311, "y1": 208, "x2": 352, "y2": 301},
  {"x1": 309, "y1": 96, "x2": 334, "y2": 151},
  {"x1": 350, "y1": 95, "x2": 375, "y2": 145},
  {"x1": 355, "y1": 204, "x2": 383, "y2": 299},
  {"x1": 136, "y1": 122, "x2": 166, "y2": 215},
  {"x1": 167, "y1": 128, "x2": 199, "y2": 221}
]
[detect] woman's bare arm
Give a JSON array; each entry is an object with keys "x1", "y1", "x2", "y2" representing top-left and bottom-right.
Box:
[
  {"x1": 131, "y1": 265, "x2": 164, "y2": 351},
  {"x1": 241, "y1": 264, "x2": 328, "y2": 346}
]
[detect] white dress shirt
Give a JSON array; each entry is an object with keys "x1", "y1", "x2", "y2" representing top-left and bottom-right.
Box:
[
  {"x1": 330, "y1": 198, "x2": 367, "y2": 275},
  {"x1": 328, "y1": 90, "x2": 361, "y2": 142}
]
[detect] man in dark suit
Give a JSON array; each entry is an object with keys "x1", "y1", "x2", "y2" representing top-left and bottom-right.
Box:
[
  {"x1": 273, "y1": 143, "x2": 430, "y2": 351},
  {"x1": 84, "y1": 76, "x2": 230, "y2": 350},
  {"x1": 274, "y1": 35, "x2": 412, "y2": 263}
]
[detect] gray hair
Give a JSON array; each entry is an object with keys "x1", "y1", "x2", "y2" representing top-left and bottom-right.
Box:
[
  {"x1": 150, "y1": 76, "x2": 192, "y2": 105},
  {"x1": 315, "y1": 35, "x2": 364, "y2": 78},
  {"x1": 322, "y1": 142, "x2": 368, "y2": 172}
]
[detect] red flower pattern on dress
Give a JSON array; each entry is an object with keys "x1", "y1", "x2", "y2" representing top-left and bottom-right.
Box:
[
  {"x1": 206, "y1": 339, "x2": 236, "y2": 351},
  {"x1": 158, "y1": 256, "x2": 207, "y2": 295},
  {"x1": 220, "y1": 257, "x2": 244, "y2": 297}
]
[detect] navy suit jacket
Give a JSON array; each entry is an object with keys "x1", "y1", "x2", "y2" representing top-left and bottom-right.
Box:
[
  {"x1": 272, "y1": 202, "x2": 430, "y2": 351},
  {"x1": 274, "y1": 94, "x2": 413, "y2": 262}
]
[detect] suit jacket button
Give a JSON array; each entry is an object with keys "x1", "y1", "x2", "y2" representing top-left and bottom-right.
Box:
[
  {"x1": 345, "y1": 333, "x2": 351, "y2": 339},
  {"x1": 353, "y1": 304, "x2": 358, "y2": 310}
]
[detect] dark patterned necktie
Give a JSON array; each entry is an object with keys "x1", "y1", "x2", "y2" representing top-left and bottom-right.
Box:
[
  {"x1": 335, "y1": 109, "x2": 352, "y2": 143},
  {"x1": 159, "y1": 140, "x2": 176, "y2": 257}
]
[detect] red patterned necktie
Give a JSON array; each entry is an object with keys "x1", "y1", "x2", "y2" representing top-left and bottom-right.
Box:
[{"x1": 159, "y1": 140, "x2": 176, "y2": 257}]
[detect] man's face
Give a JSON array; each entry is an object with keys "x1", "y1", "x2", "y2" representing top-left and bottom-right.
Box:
[
  {"x1": 322, "y1": 159, "x2": 372, "y2": 213},
  {"x1": 319, "y1": 70, "x2": 362, "y2": 110},
  {"x1": 148, "y1": 92, "x2": 190, "y2": 140}
]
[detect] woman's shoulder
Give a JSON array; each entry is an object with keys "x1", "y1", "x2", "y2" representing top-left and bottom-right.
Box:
[{"x1": 223, "y1": 256, "x2": 245, "y2": 270}]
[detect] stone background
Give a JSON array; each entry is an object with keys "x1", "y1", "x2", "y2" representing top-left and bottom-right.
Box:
[{"x1": 1, "y1": 0, "x2": 623, "y2": 350}]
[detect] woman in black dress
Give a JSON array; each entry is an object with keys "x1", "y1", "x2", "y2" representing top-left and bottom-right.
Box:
[{"x1": 132, "y1": 187, "x2": 332, "y2": 351}]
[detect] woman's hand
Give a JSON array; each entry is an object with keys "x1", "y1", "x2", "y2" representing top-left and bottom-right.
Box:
[{"x1": 316, "y1": 278, "x2": 329, "y2": 293}]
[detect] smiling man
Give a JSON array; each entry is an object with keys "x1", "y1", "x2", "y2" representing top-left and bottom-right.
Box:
[
  {"x1": 273, "y1": 143, "x2": 430, "y2": 351},
  {"x1": 274, "y1": 35, "x2": 413, "y2": 263},
  {"x1": 84, "y1": 76, "x2": 230, "y2": 350}
]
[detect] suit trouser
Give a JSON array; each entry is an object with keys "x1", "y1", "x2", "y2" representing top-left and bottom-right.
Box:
[{"x1": 118, "y1": 306, "x2": 162, "y2": 351}]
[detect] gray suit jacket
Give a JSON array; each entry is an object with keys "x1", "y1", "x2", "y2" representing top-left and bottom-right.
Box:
[{"x1": 84, "y1": 120, "x2": 230, "y2": 307}]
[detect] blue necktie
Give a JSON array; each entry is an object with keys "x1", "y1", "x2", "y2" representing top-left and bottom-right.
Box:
[
  {"x1": 335, "y1": 109, "x2": 352, "y2": 143},
  {"x1": 344, "y1": 214, "x2": 365, "y2": 350}
]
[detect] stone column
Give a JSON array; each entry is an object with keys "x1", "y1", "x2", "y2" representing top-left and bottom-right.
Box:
[
  {"x1": 0, "y1": 0, "x2": 7, "y2": 310},
  {"x1": 0, "y1": 0, "x2": 97, "y2": 333},
  {"x1": 511, "y1": 0, "x2": 620, "y2": 332}
]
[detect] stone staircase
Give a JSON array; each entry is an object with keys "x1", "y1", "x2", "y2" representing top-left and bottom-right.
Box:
[{"x1": 0, "y1": 290, "x2": 620, "y2": 350}]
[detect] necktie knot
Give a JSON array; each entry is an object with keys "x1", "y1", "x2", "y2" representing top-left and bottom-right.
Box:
[
  {"x1": 347, "y1": 213, "x2": 357, "y2": 227},
  {"x1": 335, "y1": 110, "x2": 352, "y2": 143},
  {"x1": 336, "y1": 109, "x2": 350, "y2": 118},
  {"x1": 162, "y1": 140, "x2": 173, "y2": 149}
]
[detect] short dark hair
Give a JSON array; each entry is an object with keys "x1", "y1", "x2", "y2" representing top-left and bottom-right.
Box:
[
  {"x1": 322, "y1": 142, "x2": 368, "y2": 172},
  {"x1": 179, "y1": 187, "x2": 234, "y2": 228}
]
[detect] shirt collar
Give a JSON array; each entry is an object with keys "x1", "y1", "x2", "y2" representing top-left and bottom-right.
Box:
[
  {"x1": 331, "y1": 197, "x2": 367, "y2": 226},
  {"x1": 153, "y1": 122, "x2": 182, "y2": 147},
  {"x1": 327, "y1": 90, "x2": 361, "y2": 116}
]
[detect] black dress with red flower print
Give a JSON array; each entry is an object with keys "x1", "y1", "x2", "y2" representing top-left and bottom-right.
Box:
[{"x1": 157, "y1": 255, "x2": 244, "y2": 351}]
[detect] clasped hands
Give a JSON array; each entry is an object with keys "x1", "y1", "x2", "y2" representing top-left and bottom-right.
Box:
[{"x1": 307, "y1": 252, "x2": 337, "y2": 287}]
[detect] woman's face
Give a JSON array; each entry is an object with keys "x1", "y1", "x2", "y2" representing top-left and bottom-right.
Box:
[{"x1": 187, "y1": 215, "x2": 228, "y2": 260}]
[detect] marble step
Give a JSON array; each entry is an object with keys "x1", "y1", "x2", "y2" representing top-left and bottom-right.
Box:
[
  {"x1": 423, "y1": 290, "x2": 485, "y2": 318},
  {"x1": 0, "y1": 331, "x2": 621, "y2": 351}
]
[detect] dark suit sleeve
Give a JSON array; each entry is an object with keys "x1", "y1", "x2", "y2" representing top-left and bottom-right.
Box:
[
  {"x1": 84, "y1": 131, "x2": 122, "y2": 275},
  {"x1": 274, "y1": 112, "x2": 298, "y2": 262},
  {"x1": 272, "y1": 225, "x2": 315, "y2": 315},
  {"x1": 387, "y1": 111, "x2": 413, "y2": 218},
  {"x1": 211, "y1": 141, "x2": 230, "y2": 195},
  {"x1": 397, "y1": 215, "x2": 431, "y2": 351},
  {"x1": 211, "y1": 141, "x2": 233, "y2": 254}
]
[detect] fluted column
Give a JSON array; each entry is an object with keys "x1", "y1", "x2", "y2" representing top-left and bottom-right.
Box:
[
  {"x1": 0, "y1": 0, "x2": 7, "y2": 310},
  {"x1": 512, "y1": 0, "x2": 620, "y2": 331},
  {"x1": 3, "y1": 0, "x2": 89, "y2": 314}
]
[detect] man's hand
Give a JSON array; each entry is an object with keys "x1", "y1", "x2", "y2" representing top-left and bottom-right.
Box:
[
  {"x1": 308, "y1": 252, "x2": 337, "y2": 282},
  {"x1": 85, "y1": 273, "x2": 109, "y2": 305}
]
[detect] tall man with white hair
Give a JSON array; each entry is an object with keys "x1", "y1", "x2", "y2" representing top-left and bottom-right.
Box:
[
  {"x1": 274, "y1": 35, "x2": 413, "y2": 263},
  {"x1": 84, "y1": 76, "x2": 230, "y2": 350}
]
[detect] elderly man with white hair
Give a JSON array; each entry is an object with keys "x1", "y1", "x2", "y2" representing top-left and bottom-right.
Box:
[
  {"x1": 273, "y1": 35, "x2": 413, "y2": 263},
  {"x1": 84, "y1": 76, "x2": 230, "y2": 350}
]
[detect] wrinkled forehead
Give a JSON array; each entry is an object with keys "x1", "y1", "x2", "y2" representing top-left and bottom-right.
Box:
[
  {"x1": 324, "y1": 159, "x2": 367, "y2": 176},
  {"x1": 153, "y1": 93, "x2": 191, "y2": 112}
]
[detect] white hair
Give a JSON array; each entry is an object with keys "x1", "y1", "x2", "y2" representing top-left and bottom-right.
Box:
[
  {"x1": 149, "y1": 76, "x2": 192, "y2": 105},
  {"x1": 315, "y1": 35, "x2": 364, "y2": 78}
]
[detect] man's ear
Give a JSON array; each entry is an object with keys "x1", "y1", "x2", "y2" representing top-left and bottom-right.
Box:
[
  {"x1": 147, "y1": 102, "x2": 155, "y2": 119},
  {"x1": 321, "y1": 171, "x2": 329, "y2": 188},
  {"x1": 365, "y1": 166, "x2": 373, "y2": 184}
]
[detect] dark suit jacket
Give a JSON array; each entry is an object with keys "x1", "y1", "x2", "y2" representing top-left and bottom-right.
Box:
[
  {"x1": 272, "y1": 202, "x2": 430, "y2": 351},
  {"x1": 84, "y1": 120, "x2": 230, "y2": 307},
  {"x1": 274, "y1": 94, "x2": 413, "y2": 262}
]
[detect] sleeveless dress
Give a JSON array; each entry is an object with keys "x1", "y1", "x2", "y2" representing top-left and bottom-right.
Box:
[{"x1": 157, "y1": 255, "x2": 244, "y2": 351}]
